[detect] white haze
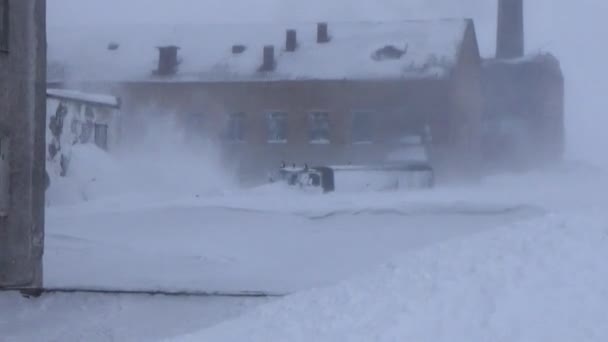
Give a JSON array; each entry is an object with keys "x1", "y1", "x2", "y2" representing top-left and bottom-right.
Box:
[
  {"x1": 47, "y1": 114, "x2": 233, "y2": 206},
  {"x1": 48, "y1": 0, "x2": 607, "y2": 167}
]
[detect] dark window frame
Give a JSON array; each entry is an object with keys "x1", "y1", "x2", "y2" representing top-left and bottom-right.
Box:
[
  {"x1": 352, "y1": 111, "x2": 374, "y2": 144},
  {"x1": 308, "y1": 111, "x2": 331, "y2": 144},
  {"x1": 226, "y1": 112, "x2": 246, "y2": 143},
  {"x1": 267, "y1": 111, "x2": 288, "y2": 144},
  {"x1": 94, "y1": 123, "x2": 109, "y2": 150},
  {"x1": 0, "y1": 0, "x2": 9, "y2": 53}
]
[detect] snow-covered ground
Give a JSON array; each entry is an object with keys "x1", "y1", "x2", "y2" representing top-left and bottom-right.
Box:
[
  {"x1": 175, "y1": 209, "x2": 608, "y2": 342},
  {"x1": 0, "y1": 293, "x2": 269, "y2": 342},
  {"x1": 3, "y1": 139, "x2": 608, "y2": 340},
  {"x1": 43, "y1": 182, "x2": 543, "y2": 294}
]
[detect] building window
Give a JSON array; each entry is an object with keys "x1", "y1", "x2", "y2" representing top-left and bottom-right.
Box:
[
  {"x1": 0, "y1": 0, "x2": 8, "y2": 53},
  {"x1": 267, "y1": 112, "x2": 288, "y2": 143},
  {"x1": 226, "y1": 113, "x2": 246, "y2": 142},
  {"x1": 94, "y1": 124, "x2": 109, "y2": 150},
  {"x1": 309, "y1": 111, "x2": 330, "y2": 144},
  {"x1": 183, "y1": 113, "x2": 206, "y2": 142},
  {"x1": 352, "y1": 111, "x2": 373, "y2": 144},
  {"x1": 80, "y1": 121, "x2": 94, "y2": 144}
]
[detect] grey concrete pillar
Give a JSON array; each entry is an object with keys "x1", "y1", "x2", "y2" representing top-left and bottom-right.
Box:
[{"x1": 0, "y1": 0, "x2": 46, "y2": 290}]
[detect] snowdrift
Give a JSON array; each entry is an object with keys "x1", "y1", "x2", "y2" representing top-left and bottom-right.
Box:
[
  {"x1": 46, "y1": 142, "x2": 234, "y2": 207},
  {"x1": 46, "y1": 144, "x2": 123, "y2": 205},
  {"x1": 45, "y1": 108, "x2": 237, "y2": 206},
  {"x1": 173, "y1": 211, "x2": 608, "y2": 342}
]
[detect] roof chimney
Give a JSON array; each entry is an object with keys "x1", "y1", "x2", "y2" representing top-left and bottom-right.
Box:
[
  {"x1": 156, "y1": 46, "x2": 180, "y2": 76},
  {"x1": 232, "y1": 44, "x2": 246, "y2": 54},
  {"x1": 317, "y1": 23, "x2": 330, "y2": 43},
  {"x1": 496, "y1": 0, "x2": 524, "y2": 59},
  {"x1": 260, "y1": 45, "x2": 275, "y2": 71},
  {"x1": 286, "y1": 29, "x2": 297, "y2": 52}
]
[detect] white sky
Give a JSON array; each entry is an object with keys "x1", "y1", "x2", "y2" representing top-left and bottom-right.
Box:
[{"x1": 47, "y1": 0, "x2": 608, "y2": 164}]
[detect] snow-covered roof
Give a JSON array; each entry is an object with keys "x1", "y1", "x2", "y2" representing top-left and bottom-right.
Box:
[
  {"x1": 47, "y1": 89, "x2": 121, "y2": 108},
  {"x1": 482, "y1": 53, "x2": 563, "y2": 76},
  {"x1": 48, "y1": 19, "x2": 472, "y2": 83}
]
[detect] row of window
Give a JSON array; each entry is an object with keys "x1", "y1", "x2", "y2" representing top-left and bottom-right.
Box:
[{"x1": 226, "y1": 111, "x2": 374, "y2": 144}]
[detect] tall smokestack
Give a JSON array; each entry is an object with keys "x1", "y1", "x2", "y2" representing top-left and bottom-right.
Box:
[{"x1": 496, "y1": 0, "x2": 524, "y2": 59}]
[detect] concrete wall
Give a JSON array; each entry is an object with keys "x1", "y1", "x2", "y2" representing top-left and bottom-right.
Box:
[
  {"x1": 481, "y1": 53, "x2": 565, "y2": 172},
  {"x1": 0, "y1": 0, "x2": 46, "y2": 289}
]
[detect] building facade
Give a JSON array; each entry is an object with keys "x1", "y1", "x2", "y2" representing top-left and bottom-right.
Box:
[
  {"x1": 0, "y1": 0, "x2": 47, "y2": 289},
  {"x1": 50, "y1": 19, "x2": 483, "y2": 184},
  {"x1": 48, "y1": 0, "x2": 564, "y2": 184}
]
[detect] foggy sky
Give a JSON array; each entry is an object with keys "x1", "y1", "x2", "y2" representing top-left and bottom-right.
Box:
[{"x1": 48, "y1": 0, "x2": 607, "y2": 165}]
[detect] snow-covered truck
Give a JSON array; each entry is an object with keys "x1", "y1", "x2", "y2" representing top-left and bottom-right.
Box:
[
  {"x1": 269, "y1": 134, "x2": 434, "y2": 193},
  {"x1": 270, "y1": 161, "x2": 434, "y2": 193},
  {"x1": 270, "y1": 164, "x2": 336, "y2": 193}
]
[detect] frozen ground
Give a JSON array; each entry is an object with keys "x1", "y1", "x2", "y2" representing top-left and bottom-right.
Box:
[
  {"x1": 175, "y1": 209, "x2": 608, "y2": 342},
  {"x1": 170, "y1": 163, "x2": 608, "y2": 342},
  {"x1": 43, "y1": 190, "x2": 542, "y2": 294},
  {"x1": 0, "y1": 292, "x2": 270, "y2": 342},
  {"x1": 3, "y1": 143, "x2": 608, "y2": 341}
]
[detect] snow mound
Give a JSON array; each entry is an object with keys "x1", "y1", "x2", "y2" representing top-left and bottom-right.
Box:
[
  {"x1": 46, "y1": 141, "x2": 234, "y2": 207},
  {"x1": 173, "y1": 212, "x2": 608, "y2": 342},
  {"x1": 46, "y1": 144, "x2": 124, "y2": 206}
]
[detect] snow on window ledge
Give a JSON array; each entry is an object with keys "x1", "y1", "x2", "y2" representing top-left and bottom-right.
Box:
[
  {"x1": 268, "y1": 139, "x2": 288, "y2": 144},
  {"x1": 310, "y1": 139, "x2": 330, "y2": 145},
  {"x1": 353, "y1": 141, "x2": 373, "y2": 145}
]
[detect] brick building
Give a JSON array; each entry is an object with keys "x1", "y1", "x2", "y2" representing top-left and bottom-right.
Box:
[
  {"x1": 0, "y1": 0, "x2": 47, "y2": 289},
  {"x1": 49, "y1": 19, "x2": 483, "y2": 183}
]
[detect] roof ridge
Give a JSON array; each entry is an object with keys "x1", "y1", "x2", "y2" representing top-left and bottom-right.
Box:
[{"x1": 49, "y1": 17, "x2": 470, "y2": 31}]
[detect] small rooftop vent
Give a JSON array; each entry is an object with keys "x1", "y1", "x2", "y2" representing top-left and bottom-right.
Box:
[
  {"x1": 259, "y1": 45, "x2": 276, "y2": 72},
  {"x1": 156, "y1": 45, "x2": 180, "y2": 76},
  {"x1": 107, "y1": 42, "x2": 120, "y2": 51},
  {"x1": 372, "y1": 45, "x2": 408, "y2": 61},
  {"x1": 232, "y1": 44, "x2": 246, "y2": 54},
  {"x1": 317, "y1": 23, "x2": 330, "y2": 43},
  {"x1": 286, "y1": 29, "x2": 297, "y2": 52}
]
